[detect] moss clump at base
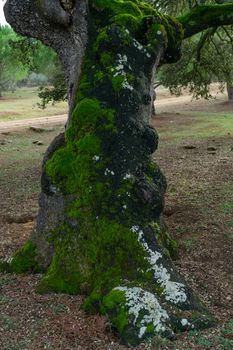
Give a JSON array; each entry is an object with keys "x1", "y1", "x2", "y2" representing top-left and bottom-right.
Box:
[
  {"x1": 102, "y1": 289, "x2": 129, "y2": 333},
  {"x1": 36, "y1": 218, "x2": 151, "y2": 305},
  {"x1": 0, "y1": 241, "x2": 42, "y2": 274}
]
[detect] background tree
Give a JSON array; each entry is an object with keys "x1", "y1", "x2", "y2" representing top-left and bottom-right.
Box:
[
  {"x1": 0, "y1": 25, "x2": 66, "y2": 102},
  {"x1": 154, "y1": 0, "x2": 233, "y2": 100},
  {"x1": 2, "y1": 0, "x2": 233, "y2": 346},
  {"x1": 0, "y1": 25, "x2": 28, "y2": 96},
  {"x1": 158, "y1": 26, "x2": 233, "y2": 100}
]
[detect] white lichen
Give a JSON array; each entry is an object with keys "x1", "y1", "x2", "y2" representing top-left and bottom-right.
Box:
[
  {"x1": 130, "y1": 226, "x2": 187, "y2": 304},
  {"x1": 115, "y1": 286, "x2": 169, "y2": 339},
  {"x1": 123, "y1": 173, "x2": 132, "y2": 180},
  {"x1": 133, "y1": 39, "x2": 151, "y2": 59},
  {"x1": 93, "y1": 155, "x2": 100, "y2": 161},
  {"x1": 104, "y1": 168, "x2": 115, "y2": 176},
  {"x1": 49, "y1": 185, "x2": 57, "y2": 194},
  {"x1": 113, "y1": 55, "x2": 134, "y2": 91},
  {"x1": 181, "y1": 318, "x2": 190, "y2": 327}
]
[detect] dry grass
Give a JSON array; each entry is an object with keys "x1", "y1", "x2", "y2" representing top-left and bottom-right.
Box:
[{"x1": 0, "y1": 87, "x2": 67, "y2": 121}]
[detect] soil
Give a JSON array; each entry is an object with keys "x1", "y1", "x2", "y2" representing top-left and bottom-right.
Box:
[
  {"x1": 0, "y1": 89, "x2": 232, "y2": 350},
  {"x1": 0, "y1": 114, "x2": 67, "y2": 133}
]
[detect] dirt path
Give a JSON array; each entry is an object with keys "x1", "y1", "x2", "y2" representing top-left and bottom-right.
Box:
[
  {"x1": 0, "y1": 96, "x2": 192, "y2": 132},
  {"x1": 0, "y1": 114, "x2": 67, "y2": 132}
]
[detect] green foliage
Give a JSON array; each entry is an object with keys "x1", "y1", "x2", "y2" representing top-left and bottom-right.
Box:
[
  {"x1": 158, "y1": 25, "x2": 233, "y2": 99},
  {"x1": 37, "y1": 67, "x2": 67, "y2": 108},
  {"x1": 0, "y1": 25, "x2": 66, "y2": 104},
  {"x1": 0, "y1": 26, "x2": 28, "y2": 96}
]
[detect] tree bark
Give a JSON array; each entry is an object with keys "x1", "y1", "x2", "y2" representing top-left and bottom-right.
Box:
[
  {"x1": 227, "y1": 81, "x2": 233, "y2": 101},
  {"x1": 4, "y1": 0, "x2": 233, "y2": 345}
]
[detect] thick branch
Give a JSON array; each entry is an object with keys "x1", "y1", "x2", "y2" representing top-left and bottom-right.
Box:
[{"x1": 178, "y1": 3, "x2": 233, "y2": 38}]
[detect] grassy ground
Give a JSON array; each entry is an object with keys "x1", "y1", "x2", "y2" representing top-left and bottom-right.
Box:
[
  {"x1": 0, "y1": 87, "x2": 67, "y2": 121},
  {"x1": 0, "y1": 91, "x2": 232, "y2": 349}
]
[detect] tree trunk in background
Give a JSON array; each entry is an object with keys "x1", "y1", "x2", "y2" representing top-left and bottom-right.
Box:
[
  {"x1": 227, "y1": 82, "x2": 233, "y2": 101},
  {"x1": 151, "y1": 90, "x2": 157, "y2": 119},
  {"x1": 1, "y1": 0, "x2": 218, "y2": 346}
]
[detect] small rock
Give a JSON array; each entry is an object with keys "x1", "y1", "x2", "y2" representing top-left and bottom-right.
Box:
[
  {"x1": 29, "y1": 126, "x2": 54, "y2": 133},
  {"x1": 207, "y1": 146, "x2": 217, "y2": 151},
  {"x1": 1, "y1": 132, "x2": 10, "y2": 136},
  {"x1": 208, "y1": 151, "x2": 216, "y2": 155},
  {"x1": 183, "y1": 145, "x2": 196, "y2": 150},
  {"x1": 32, "y1": 140, "x2": 44, "y2": 146}
]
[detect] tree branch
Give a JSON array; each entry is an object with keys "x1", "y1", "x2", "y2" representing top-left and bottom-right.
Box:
[
  {"x1": 178, "y1": 3, "x2": 233, "y2": 38},
  {"x1": 196, "y1": 28, "x2": 217, "y2": 61}
]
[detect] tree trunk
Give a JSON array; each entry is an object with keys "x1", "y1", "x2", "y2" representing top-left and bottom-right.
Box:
[
  {"x1": 227, "y1": 82, "x2": 233, "y2": 101},
  {"x1": 2, "y1": 0, "x2": 216, "y2": 346}
]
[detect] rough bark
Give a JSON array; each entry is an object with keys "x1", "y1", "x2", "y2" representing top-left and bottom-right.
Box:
[
  {"x1": 227, "y1": 81, "x2": 233, "y2": 101},
  {"x1": 4, "y1": 0, "x2": 88, "y2": 119},
  {"x1": 3, "y1": 0, "x2": 233, "y2": 345}
]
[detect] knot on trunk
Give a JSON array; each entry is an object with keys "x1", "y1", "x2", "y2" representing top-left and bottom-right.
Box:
[{"x1": 60, "y1": 0, "x2": 75, "y2": 11}]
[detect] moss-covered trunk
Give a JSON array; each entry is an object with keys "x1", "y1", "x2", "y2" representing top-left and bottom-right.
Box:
[{"x1": 2, "y1": 1, "x2": 216, "y2": 346}]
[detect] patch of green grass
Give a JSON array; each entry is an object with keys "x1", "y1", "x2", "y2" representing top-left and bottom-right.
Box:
[
  {"x1": 183, "y1": 239, "x2": 194, "y2": 252},
  {"x1": 0, "y1": 87, "x2": 67, "y2": 121},
  {"x1": 221, "y1": 319, "x2": 233, "y2": 337},
  {"x1": 195, "y1": 336, "x2": 214, "y2": 348},
  {"x1": 159, "y1": 111, "x2": 233, "y2": 142},
  {"x1": 222, "y1": 201, "x2": 233, "y2": 214},
  {"x1": 186, "y1": 321, "x2": 233, "y2": 350},
  {"x1": 49, "y1": 302, "x2": 70, "y2": 315},
  {"x1": 146, "y1": 335, "x2": 172, "y2": 349},
  {"x1": 1, "y1": 333, "x2": 38, "y2": 350},
  {"x1": 0, "y1": 294, "x2": 12, "y2": 304},
  {"x1": 218, "y1": 182, "x2": 233, "y2": 215},
  {"x1": 0, "y1": 314, "x2": 20, "y2": 331}
]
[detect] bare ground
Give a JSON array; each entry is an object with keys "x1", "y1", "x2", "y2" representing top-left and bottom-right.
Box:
[
  {"x1": 0, "y1": 90, "x2": 233, "y2": 349},
  {"x1": 0, "y1": 114, "x2": 67, "y2": 133}
]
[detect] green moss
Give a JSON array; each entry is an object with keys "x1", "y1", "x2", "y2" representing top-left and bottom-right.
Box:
[
  {"x1": 112, "y1": 75, "x2": 126, "y2": 92},
  {"x1": 46, "y1": 98, "x2": 116, "y2": 194},
  {"x1": 151, "y1": 222, "x2": 178, "y2": 259},
  {"x1": 146, "y1": 324, "x2": 155, "y2": 334},
  {"x1": 178, "y1": 4, "x2": 233, "y2": 28},
  {"x1": 102, "y1": 289, "x2": 128, "y2": 332},
  {"x1": 92, "y1": 0, "x2": 143, "y2": 18},
  {"x1": 94, "y1": 29, "x2": 111, "y2": 52},
  {"x1": 0, "y1": 241, "x2": 42, "y2": 274},
  {"x1": 34, "y1": 0, "x2": 181, "y2": 316},
  {"x1": 94, "y1": 71, "x2": 104, "y2": 83},
  {"x1": 37, "y1": 217, "x2": 150, "y2": 304},
  {"x1": 36, "y1": 223, "x2": 88, "y2": 295},
  {"x1": 113, "y1": 14, "x2": 141, "y2": 32},
  {"x1": 100, "y1": 52, "x2": 113, "y2": 66}
]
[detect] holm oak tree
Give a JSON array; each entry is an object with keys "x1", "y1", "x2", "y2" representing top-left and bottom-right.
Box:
[{"x1": 2, "y1": 0, "x2": 233, "y2": 345}]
